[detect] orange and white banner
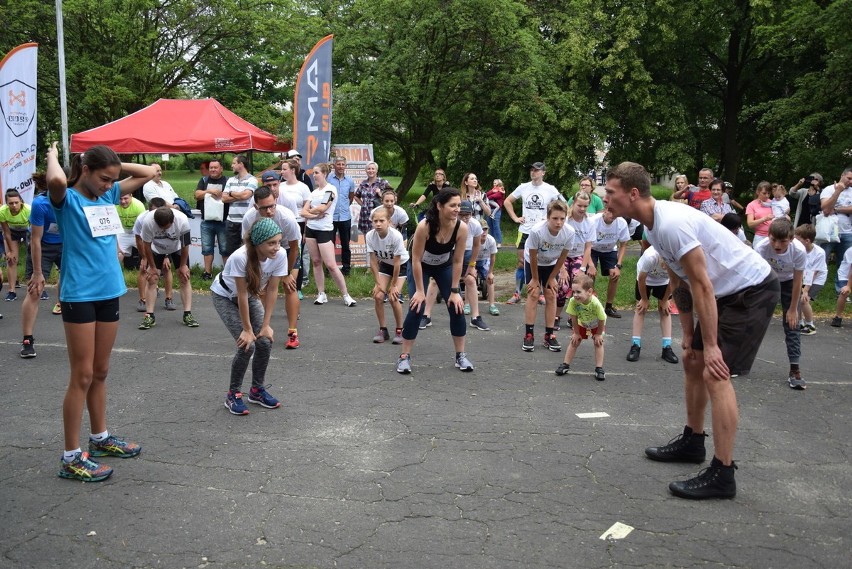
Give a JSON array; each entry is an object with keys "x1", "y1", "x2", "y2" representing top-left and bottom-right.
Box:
[{"x1": 0, "y1": 43, "x2": 38, "y2": 204}]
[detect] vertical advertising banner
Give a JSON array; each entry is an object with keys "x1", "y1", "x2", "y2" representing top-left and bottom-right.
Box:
[
  {"x1": 0, "y1": 43, "x2": 38, "y2": 204},
  {"x1": 293, "y1": 35, "x2": 333, "y2": 170}
]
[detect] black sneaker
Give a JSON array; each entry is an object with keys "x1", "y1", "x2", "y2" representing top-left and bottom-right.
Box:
[
  {"x1": 594, "y1": 367, "x2": 606, "y2": 381},
  {"x1": 555, "y1": 363, "x2": 570, "y2": 376},
  {"x1": 201, "y1": 271, "x2": 213, "y2": 280},
  {"x1": 419, "y1": 316, "x2": 432, "y2": 330},
  {"x1": 669, "y1": 457, "x2": 737, "y2": 500},
  {"x1": 605, "y1": 306, "x2": 621, "y2": 318},
  {"x1": 831, "y1": 316, "x2": 842, "y2": 327},
  {"x1": 645, "y1": 426, "x2": 707, "y2": 463},
  {"x1": 661, "y1": 346, "x2": 679, "y2": 364},
  {"x1": 553, "y1": 316, "x2": 561, "y2": 331},
  {"x1": 20, "y1": 337, "x2": 36, "y2": 358},
  {"x1": 470, "y1": 316, "x2": 490, "y2": 331},
  {"x1": 543, "y1": 334, "x2": 561, "y2": 352},
  {"x1": 626, "y1": 344, "x2": 641, "y2": 362},
  {"x1": 522, "y1": 333, "x2": 535, "y2": 352}
]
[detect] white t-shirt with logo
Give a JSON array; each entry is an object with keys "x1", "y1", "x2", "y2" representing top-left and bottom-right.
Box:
[
  {"x1": 139, "y1": 210, "x2": 191, "y2": 255},
  {"x1": 645, "y1": 200, "x2": 770, "y2": 298},
  {"x1": 366, "y1": 227, "x2": 409, "y2": 265},
  {"x1": 477, "y1": 234, "x2": 498, "y2": 262},
  {"x1": 523, "y1": 219, "x2": 576, "y2": 266},
  {"x1": 636, "y1": 246, "x2": 670, "y2": 287},
  {"x1": 509, "y1": 182, "x2": 562, "y2": 234},
  {"x1": 565, "y1": 215, "x2": 595, "y2": 258},
  {"x1": 590, "y1": 213, "x2": 630, "y2": 253},
  {"x1": 210, "y1": 245, "x2": 288, "y2": 300},
  {"x1": 754, "y1": 237, "x2": 807, "y2": 283}
]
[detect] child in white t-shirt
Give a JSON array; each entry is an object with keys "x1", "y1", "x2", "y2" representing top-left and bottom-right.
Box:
[
  {"x1": 771, "y1": 185, "x2": 790, "y2": 219},
  {"x1": 754, "y1": 218, "x2": 807, "y2": 389},
  {"x1": 793, "y1": 224, "x2": 827, "y2": 335},
  {"x1": 366, "y1": 207, "x2": 409, "y2": 344}
]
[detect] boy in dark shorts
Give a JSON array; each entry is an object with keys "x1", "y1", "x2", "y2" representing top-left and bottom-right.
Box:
[{"x1": 604, "y1": 162, "x2": 780, "y2": 500}]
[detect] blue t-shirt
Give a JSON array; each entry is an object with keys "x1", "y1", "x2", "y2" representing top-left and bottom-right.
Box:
[
  {"x1": 53, "y1": 183, "x2": 126, "y2": 302},
  {"x1": 29, "y1": 194, "x2": 63, "y2": 245}
]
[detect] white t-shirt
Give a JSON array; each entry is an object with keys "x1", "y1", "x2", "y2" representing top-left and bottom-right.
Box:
[
  {"x1": 636, "y1": 246, "x2": 670, "y2": 287},
  {"x1": 224, "y1": 175, "x2": 258, "y2": 223},
  {"x1": 465, "y1": 219, "x2": 483, "y2": 251},
  {"x1": 523, "y1": 219, "x2": 576, "y2": 266},
  {"x1": 645, "y1": 200, "x2": 771, "y2": 298},
  {"x1": 753, "y1": 238, "x2": 807, "y2": 283},
  {"x1": 210, "y1": 244, "x2": 288, "y2": 300},
  {"x1": 477, "y1": 234, "x2": 498, "y2": 262},
  {"x1": 366, "y1": 227, "x2": 409, "y2": 265},
  {"x1": 305, "y1": 186, "x2": 337, "y2": 231},
  {"x1": 371, "y1": 205, "x2": 409, "y2": 232},
  {"x1": 139, "y1": 210, "x2": 191, "y2": 255},
  {"x1": 591, "y1": 214, "x2": 630, "y2": 252},
  {"x1": 820, "y1": 184, "x2": 852, "y2": 234},
  {"x1": 509, "y1": 182, "x2": 562, "y2": 234},
  {"x1": 242, "y1": 206, "x2": 301, "y2": 248},
  {"x1": 802, "y1": 244, "x2": 828, "y2": 286},
  {"x1": 142, "y1": 180, "x2": 178, "y2": 204},
  {"x1": 838, "y1": 247, "x2": 852, "y2": 283},
  {"x1": 565, "y1": 214, "x2": 594, "y2": 258},
  {"x1": 281, "y1": 181, "x2": 312, "y2": 222}
]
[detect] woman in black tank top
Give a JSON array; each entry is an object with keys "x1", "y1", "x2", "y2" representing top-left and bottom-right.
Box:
[{"x1": 397, "y1": 188, "x2": 474, "y2": 374}]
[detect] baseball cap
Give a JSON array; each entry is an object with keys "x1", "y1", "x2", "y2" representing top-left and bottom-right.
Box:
[
  {"x1": 528, "y1": 161, "x2": 546, "y2": 171},
  {"x1": 459, "y1": 200, "x2": 473, "y2": 214},
  {"x1": 286, "y1": 149, "x2": 302, "y2": 159},
  {"x1": 261, "y1": 171, "x2": 280, "y2": 183},
  {"x1": 479, "y1": 219, "x2": 488, "y2": 229}
]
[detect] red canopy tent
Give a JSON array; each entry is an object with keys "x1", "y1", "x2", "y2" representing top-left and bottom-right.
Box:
[{"x1": 70, "y1": 98, "x2": 289, "y2": 154}]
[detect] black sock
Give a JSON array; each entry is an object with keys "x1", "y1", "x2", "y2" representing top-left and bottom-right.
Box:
[
  {"x1": 545, "y1": 327, "x2": 554, "y2": 336},
  {"x1": 525, "y1": 324, "x2": 534, "y2": 335},
  {"x1": 183, "y1": 311, "x2": 191, "y2": 317},
  {"x1": 606, "y1": 303, "x2": 613, "y2": 310},
  {"x1": 23, "y1": 335, "x2": 34, "y2": 342},
  {"x1": 790, "y1": 363, "x2": 800, "y2": 372},
  {"x1": 456, "y1": 352, "x2": 462, "y2": 359}
]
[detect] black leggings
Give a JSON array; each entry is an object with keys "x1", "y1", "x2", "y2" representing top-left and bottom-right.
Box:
[{"x1": 402, "y1": 262, "x2": 466, "y2": 340}]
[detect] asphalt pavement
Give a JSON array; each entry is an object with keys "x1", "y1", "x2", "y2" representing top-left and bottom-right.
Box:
[{"x1": 1, "y1": 286, "x2": 850, "y2": 568}]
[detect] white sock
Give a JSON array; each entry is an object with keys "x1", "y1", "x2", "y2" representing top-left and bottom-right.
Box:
[
  {"x1": 63, "y1": 448, "x2": 82, "y2": 462},
  {"x1": 90, "y1": 430, "x2": 109, "y2": 442}
]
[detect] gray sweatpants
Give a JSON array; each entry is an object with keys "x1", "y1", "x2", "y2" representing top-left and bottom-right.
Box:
[{"x1": 211, "y1": 292, "x2": 272, "y2": 393}]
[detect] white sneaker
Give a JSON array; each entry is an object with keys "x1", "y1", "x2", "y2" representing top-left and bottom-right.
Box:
[
  {"x1": 314, "y1": 292, "x2": 328, "y2": 305},
  {"x1": 343, "y1": 294, "x2": 357, "y2": 307}
]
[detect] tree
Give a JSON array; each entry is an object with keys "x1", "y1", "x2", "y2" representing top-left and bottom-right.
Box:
[{"x1": 329, "y1": 0, "x2": 547, "y2": 197}]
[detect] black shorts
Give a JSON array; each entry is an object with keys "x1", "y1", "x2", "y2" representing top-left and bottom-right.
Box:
[
  {"x1": 25, "y1": 241, "x2": 63, "y2": 280},
  {"x1": 9, "y1": 229, "x2": 29, "y2": 243},
  {"x1": 634, "y1": 281, "x2": 669, "y2": 301},
  {"x1": 591, "y1": 250, "x2": 618, "y2": 276},
  {"x1": 524, "y1": 261, "x2": 557, "y2": 287},
  {"x1": 378, "y1": 260, "x2": 408, "y2": 277},
  {"x1": 153, "y1": 251, "x2": 186, "y2": 270},
  {"x1": 517, "y1": 232, "x2": 529, "y2": 250},
  {"x1": 225, "y1": 220, "x2": 244, "y2": 256},
  {"x1": 691, "y1": 273, "x2": 780, "y2": 376},
  {"x1": 305, "y1": 227, "x2": 335, "y2": 244},
  {"x1": 61, "y1": 297, "x2": 120, "y2": 324}
]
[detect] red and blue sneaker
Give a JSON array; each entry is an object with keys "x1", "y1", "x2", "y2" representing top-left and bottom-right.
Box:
[
  {"x1": 58, "y1": 452, "x2": 113, "y2": 482},
  {"x1": 89, "y1": 434, "x2": 142, "y2": 458}
]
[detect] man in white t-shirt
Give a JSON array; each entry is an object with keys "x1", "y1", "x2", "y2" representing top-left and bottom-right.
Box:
[
  {"x1": 142, "y1": 163, "x2": 180, "y2": 207},
  {"x1": 604, "y1": 161, "x2": 779, "y2": 500},
  {"x1": 138, "y1": 207, "x2": 198, "y2": 330},
  {"x1": 818, "y1": 166, "x2": 852, "y2": 266},
  {"x1": 503, "y1": 161, "x2": 562, "y2": 304}
]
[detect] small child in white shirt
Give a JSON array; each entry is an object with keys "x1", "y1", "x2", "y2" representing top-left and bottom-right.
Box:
[{"x1": 771, "y1": 184, "x2": 790, "y2": 219}]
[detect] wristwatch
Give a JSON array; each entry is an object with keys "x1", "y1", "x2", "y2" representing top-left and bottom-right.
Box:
[
  {"x1": 450, "y1": 287, "x2": 461, "y2": 294},
  {"x1": 615, "y1": 263, "x2": 623, "y2": 269}
]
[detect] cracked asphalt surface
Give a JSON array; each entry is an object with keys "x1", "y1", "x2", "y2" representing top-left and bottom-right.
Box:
[{"x1": 1, "y1": 288, "x2": 849, "y2": 568}]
